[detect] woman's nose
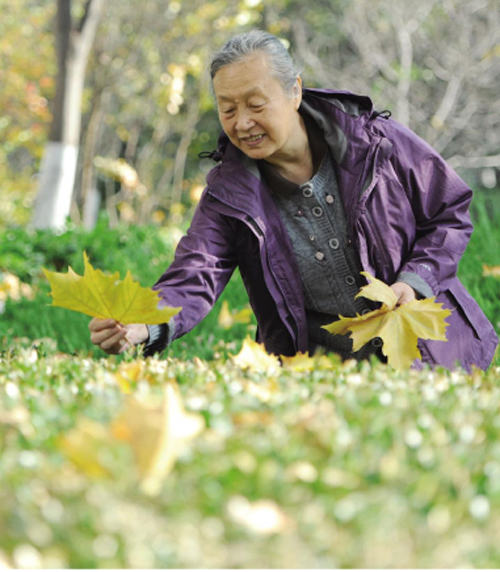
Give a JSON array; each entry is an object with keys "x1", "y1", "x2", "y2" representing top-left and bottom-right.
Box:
[{"x1": 235, "y1": 110, "x2": 255, "y2": 132}]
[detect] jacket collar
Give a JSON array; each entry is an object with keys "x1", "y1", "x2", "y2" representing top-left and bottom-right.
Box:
[{"x1": 206, "y1": 88, "x2": 391, "y2": 215}]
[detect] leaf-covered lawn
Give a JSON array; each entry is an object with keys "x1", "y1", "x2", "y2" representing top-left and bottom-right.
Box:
[{"x1": 1, "y1": 341, "x2": 500, "y2": 568}]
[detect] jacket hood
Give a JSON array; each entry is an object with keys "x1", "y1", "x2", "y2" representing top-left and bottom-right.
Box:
[{"x1": 303, "y1": 88, "x2": 374, "y2": 118}]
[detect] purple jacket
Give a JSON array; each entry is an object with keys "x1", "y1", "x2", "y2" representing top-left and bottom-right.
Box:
[{"x1": 154, "y1": 88, "x2": 498, "y2": 371}]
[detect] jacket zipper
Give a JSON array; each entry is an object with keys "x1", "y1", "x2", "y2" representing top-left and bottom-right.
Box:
[{"x1": 207, "y1": 190, "x2": 300, "y2": 350}]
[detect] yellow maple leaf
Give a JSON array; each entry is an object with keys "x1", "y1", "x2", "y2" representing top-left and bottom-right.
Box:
[
  {"x1": 280, "y1": 351, "x2": 341, "y2": 372},
  {"x1": 231, "y1": 337, "x2": 281, "y2": 374},
  {"x1": 323, "y1": 272, "x2": 452, "y2": 370},
  {"x1": 58, "y1": 381, "x2": 204, "y2": 494},
  {"x1": 280, "y1": 352, "x2": 317, "y2": 372},
  {"x1": 111, "y1": 383, "x2": 205, "y2": 495},
  {"x1": 57, "y1": 418, "x2": 114, "y2": 479},
  {"x1": 43, "y1": 252, "x2": 181, "y2": 325}
]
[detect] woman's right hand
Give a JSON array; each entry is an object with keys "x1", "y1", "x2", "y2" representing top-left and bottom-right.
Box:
[{"x1": 89, "y1": 318, "x2": 149, "y2": 354}]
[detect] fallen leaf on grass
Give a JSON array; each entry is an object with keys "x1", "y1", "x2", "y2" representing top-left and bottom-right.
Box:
[
  {"x1": 111, "y1": 383, "x2": 205, "y2": 495},
  {"x1": 226, "y1": 496, "x2": 291, "y2": 535},
  {"x1": 323, "y1": 272, "x2": 452, "y2": 370},
  {"x1": 482, "y1": 264, "x2": 500, "y2": 278},
  {"x1": 43, "y1": 252, "x2": 181, "y2": 325},
  {"x1": 231, "y1": 337, "x2": 280, "y2": 374},
  {"x1": 280, "y1": 352, "x2": 316, "y2": 372},
  {"x1": 218, "y1": 300, "x2": 253, "y2": 329},
  {"x1": 280, "y1": 352, "x2": 337, "y2": 372},
  {"x1": 57, "y1": 418, "x2": 115, "y2": 479},
  {"x1": 114, "y1": 361, "x2": 155, "y2": 394},
  {"x1": 58, "y1": 382, "x2": 204, "y2": 494},
  {"x1": 232, "y1": 410, "x2": 274, "y2": 426}
]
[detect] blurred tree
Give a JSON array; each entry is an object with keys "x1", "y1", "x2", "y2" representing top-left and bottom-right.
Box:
[
  {"x1": 0, "y1": 1, "x2": 55, "y2": 228},
  {"x1": 76, "y1": 0, "x2": 266, "y2": 228},
  {"x1": 32, "y1": 0, "x2": 104, "y2": 230},
  {"x1": 3, "y1": 0, "x2": 498, "y2": 233},
  {"x1": 283, "y1": 0, "x2": 500, "y2": 173}
]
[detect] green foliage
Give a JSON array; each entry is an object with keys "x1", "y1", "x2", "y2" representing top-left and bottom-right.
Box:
[{"x1": 457, "y1": 189, "x2": 500, "y2": 334}]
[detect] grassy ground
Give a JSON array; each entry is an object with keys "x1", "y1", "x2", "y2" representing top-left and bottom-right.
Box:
[{"x1": 1, "y1": 346, "x2": 500, "y2": 568}]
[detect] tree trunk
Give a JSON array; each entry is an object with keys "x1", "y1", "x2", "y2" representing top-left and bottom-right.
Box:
[
  {"x1": 32, "y1": 0, "x2": 104, "y2": 230},
  {"x1": 80, "y1": 93, "x2": 104, "y2": 229}
]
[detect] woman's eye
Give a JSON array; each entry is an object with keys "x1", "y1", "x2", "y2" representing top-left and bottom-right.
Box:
[{"x1": 249, "y1": 103, "x2": 264, "y2": 109}]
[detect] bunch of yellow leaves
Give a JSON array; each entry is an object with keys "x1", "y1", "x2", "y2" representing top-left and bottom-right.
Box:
[
  {"x1": 323, "y1": 272, "x2": 452, "y2": 370},
  {"x1": 43, "y1": 252, "x2": 180, "y2": 325}
]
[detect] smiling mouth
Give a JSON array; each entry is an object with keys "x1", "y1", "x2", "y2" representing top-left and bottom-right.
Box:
[{"x1": 243, "y1": 134, "x2": 265, "y2": 143}]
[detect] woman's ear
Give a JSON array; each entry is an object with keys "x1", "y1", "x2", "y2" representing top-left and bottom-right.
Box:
[{"x1": 294, "y1": 76, "x2": 303, "y2": 109}]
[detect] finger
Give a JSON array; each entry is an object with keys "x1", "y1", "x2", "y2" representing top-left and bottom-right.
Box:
[
  {"x1": 90, "y1": 325, "x2": 122, "y2": 346},
  {"x1": 89, "y1": 318, "x2": 118, "y2": 332},
  {"x1": 120, "y1": 341, "x2": 132, "y2": 353},
  {"x1": 99, "y1": 329, "x2": 127, "y2": 352},
  {"x1": 397, "y1": 293, "x2": 414, "y2": 306}
]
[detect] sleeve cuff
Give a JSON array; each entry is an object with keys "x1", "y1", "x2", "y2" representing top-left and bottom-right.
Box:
[
  {"x1": 143, "y1": 317, "x2": 176, "y2": 357},
  {"x1": 396, "y1": 271, "x2": 434, "y2": 299}
]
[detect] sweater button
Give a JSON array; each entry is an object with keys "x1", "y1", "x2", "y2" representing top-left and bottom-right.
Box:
[
  {"x1": 361, "y1": 308, "x2": 372, "y2": 315},
  {"x1": 302, "y1": 185, "x2": 313, "y2": 198},
  {"x1": 315, "y1": 251, "x2": 325, "y2": 261},
  {"x1": 345, "y1": 275, "x2": 356, "y2": 286},
  {"x1": 325, "y1": 194, "x2": 335, "y2": 204},
  {"x1": 371, "y1": 337, "x2": 383, "y2": 347},
  {"x1": 312, "y1": 206, "x2": 323, "y2": 217},
  {"x1": 329, "y1": 238, "x2": 340, "y2": 250}
]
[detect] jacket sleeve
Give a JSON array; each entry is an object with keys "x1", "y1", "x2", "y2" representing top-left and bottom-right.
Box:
[
  {"x1": 151, "y1": 189, "x2": 238, "y2": 342},
  {"x1": 387, "y1": 122, "x2": 473, "y2": 295}
]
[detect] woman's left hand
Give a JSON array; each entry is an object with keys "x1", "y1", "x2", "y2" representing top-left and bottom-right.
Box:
[{"x1": 390, "y1": 282, "x2": 416, "y2": 306}]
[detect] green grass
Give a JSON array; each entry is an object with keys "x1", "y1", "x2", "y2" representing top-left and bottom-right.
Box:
[
  {"x1": 1, "y1": 347, "x2": 500, "y2": 567},
  {"x1": 457, "y1": 189, "x2": 500, "y2": 339}
]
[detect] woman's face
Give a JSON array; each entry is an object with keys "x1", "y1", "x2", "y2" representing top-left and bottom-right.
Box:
[{"x1": 213, "y1": 53, "x2": 302, "y2": 164}]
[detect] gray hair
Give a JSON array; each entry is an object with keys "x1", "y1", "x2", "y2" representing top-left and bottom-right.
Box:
[{"x1": 209, "y1": 30, "x2": 302, "y2": 97}]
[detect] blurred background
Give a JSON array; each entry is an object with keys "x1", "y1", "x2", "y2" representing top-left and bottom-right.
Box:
[
  {"x1": 1, "y1": 0, "x2": 500, "y2": 356},
  {"x1": 2, "y1": 0, "x2": 500, "y2": 230}
]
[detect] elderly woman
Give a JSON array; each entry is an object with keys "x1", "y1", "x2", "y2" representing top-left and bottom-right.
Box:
[{"x1": 89, "y1": 30, "x2": 498, "y2": 371}]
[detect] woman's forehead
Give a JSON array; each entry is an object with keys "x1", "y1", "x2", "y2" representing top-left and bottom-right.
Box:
[
  {"x1": 213, "y1": 55, "x2": 281, "y2": 100},
  {"x1": 216, "y1": 86, "x2": 266, "y2": 103}
]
